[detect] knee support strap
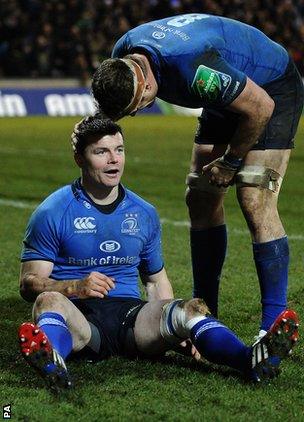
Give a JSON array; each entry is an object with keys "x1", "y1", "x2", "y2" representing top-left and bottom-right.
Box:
[
  {"x1": 186, "y1": 172, "x2": 229, "y2": 194},
  {"x1": 160, "y1": 299, "x2": 209, "y2": 345},
  {"x1": 235, "y1": 165, "x2": 282, "y2": 193}
]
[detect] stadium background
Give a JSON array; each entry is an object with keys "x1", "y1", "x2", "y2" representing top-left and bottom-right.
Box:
[
  {"x1": 1, "y1": 0, "x2": 304, "y2": 116},
  {"x1": 1, "y1": 2, "x2": 304, "y2": 421}
]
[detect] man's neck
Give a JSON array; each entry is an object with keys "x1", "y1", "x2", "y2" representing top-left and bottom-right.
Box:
[{"x1": 80, "y1": 179, "x2": 119, "y2": 205}]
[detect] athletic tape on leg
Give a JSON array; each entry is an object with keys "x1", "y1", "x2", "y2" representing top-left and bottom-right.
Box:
[
  {"x1": 236, "y1": 165, "x2": 282, "y2": 193},
  {"x1": 160, "y1": 299, "x2": 207, "y2": 345},
  {"x1": 186, "y1": 172, "x2": 229, "y2": 194}
]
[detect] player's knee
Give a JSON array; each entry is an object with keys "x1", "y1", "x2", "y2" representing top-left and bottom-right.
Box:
[
  {"x1": 160, "y1": 298, "x2": 210, "y2": 345},
  {"x1": 186, "y1": 188, "x2": 224, "y2": 228},
  {"x1": 238, "y1": 188, "x2": 277, "y2": 223},
  {"x1": 238, "y1": 190, "x2": 260, "y2": 215},
  {"x1": 186, "y1": 185, "x2": 200, "y2": 209},
  {"x1": 34, "y1": 291, "x2": 67, "y2": 314},
  {"x1": 184, "y1": 298, "x2": 210, "y2": 319},
  {"x1": 186, "y1": 183, "x2": 218, "y2": 209}
]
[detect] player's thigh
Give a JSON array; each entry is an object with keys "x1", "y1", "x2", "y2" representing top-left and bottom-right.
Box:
[
  {"x1": 190, "y1": 143, "x2": 227, "y2": 172},
  {"x1": 192, "y1": 108, "x2": 237, "y2": 170},
  {"x1": 243, "y1": 149, "x2": 291, "y2": 175},
  {"x1": 189, "y1": 112, "x2": 229, "y2": 212},
  {"x1": 134, "y1": 299, "x2": 171, "y2": 355}
]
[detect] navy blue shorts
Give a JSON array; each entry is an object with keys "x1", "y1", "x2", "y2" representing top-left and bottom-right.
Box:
[
  {"x1": 70, "y1": 296, "x2": 147, "y2": 360},
  {"x1": 195, "y1": 59, "x2": 304, "y2": 150}
]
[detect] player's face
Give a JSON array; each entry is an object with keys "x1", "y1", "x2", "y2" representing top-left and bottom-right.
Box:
[
  {"x1": 138, "y1": 91, "x2": 156, "y2": 110},
  {"x1": 129, "y1": 89, "x2": 156, "y2": 117},
  {"x1": 81, "y1": 132, "x2": 125, "y2": 188},
  {"x1": 137, "y1": 81, "x2": 158, "y2": 111},
  {"x1": 129, "y1": 75, "x2": 158, "y2": 116}
]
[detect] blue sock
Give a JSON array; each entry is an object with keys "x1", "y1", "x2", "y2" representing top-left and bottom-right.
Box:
[
  {"x1": 37, "y1": 312, "x2": 73, "y2": 359},
  {"x1": 190, "y1": 225, "x2": 227, "y2": 317},
  {"x1": 253, "y1": 236, "x2": 289, "y2": 331},
  {"x1": 190, "y1": 317, "x2": 251, "y2": 373}
]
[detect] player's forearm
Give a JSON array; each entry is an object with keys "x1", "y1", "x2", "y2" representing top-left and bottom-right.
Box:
[
  {"x1": 20, "y1": 273, "x2": 79, "y2": 302},
  {"x1": 228, "y1": 95, "x2": 274, "y2": 159},
  {"x1": 229, "y1": 113, "x2": 271, "y2": 158},
  {"x1": 145, "y1": 278, "x2": 174, "y2": 301}
]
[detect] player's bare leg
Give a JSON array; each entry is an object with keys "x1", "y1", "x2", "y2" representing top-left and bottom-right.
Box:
[
  {"x1": 237, "y1": 149, "x2": 290, "y2": 241},
  {"x1": 134, "y1": 298, "x2": 299, "y2": 381},
  {"x1": 186, "y1": 143, "x2": 228, "y2": 317},
  {"x1": 236, "y1": 149, "x2": 291, "y2": 332},
  {"x1": 134, "y1": 299, "x2": 172, "y2": 355},
  {"x1": 33, "y1": 291, "x2": 92, "y2": 351},
  {"x1": 19, "y1": 292, "x2": 91, "y2": 390}
]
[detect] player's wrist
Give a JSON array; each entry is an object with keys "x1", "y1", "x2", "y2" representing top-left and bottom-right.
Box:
[
  {"x1": 64, "y1": 280, "x2": 79, "y2": 297},
  {"x1": 222, "y1": 152, "x2": 243, "y2": 170}
]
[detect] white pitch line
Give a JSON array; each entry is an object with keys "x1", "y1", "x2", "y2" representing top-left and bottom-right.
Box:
[
  {"x1": 160, "y1": 219, "x2": 304, "y2": 241},
  {"x1": 0, "y1": 147, "x2": 66, "y2": 158},
  {"x1": 160, "y1": 217, "x2": 189, "y2": 227},
  {"x1": 1, "y1": 198, "x2": 304, "y2": 241},
  {"x1": 0, "y1": 198, "x2": 37, "y2": 209}
]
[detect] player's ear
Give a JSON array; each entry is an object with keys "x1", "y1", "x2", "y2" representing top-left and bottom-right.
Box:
[{"x1": 145, "y1": 82, "x2": 152, "y2": 91}]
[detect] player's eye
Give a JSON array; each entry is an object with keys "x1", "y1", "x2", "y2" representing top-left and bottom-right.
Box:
[{"x1": 94, "y1": 149, "x2": 106, "y2": 154}]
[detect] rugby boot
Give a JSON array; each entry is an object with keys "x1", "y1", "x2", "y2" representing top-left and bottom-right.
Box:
[
  {"x1": 250, "y1": 309, "x2": 299, "y2": 382},
  {"x1": 18, "y1": 322, "x2": 72, "y2": 390}
]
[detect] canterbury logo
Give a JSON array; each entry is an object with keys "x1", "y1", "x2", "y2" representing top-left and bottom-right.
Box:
[{"x1": 74, "y1": 217, "x2": 96, "y2": 230}]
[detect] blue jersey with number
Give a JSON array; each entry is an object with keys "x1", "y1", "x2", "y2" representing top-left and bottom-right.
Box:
[
  {"x1": 21, "y1": 180, "x2": 164, "y2": 299},
  {"x1": 112, "y1": 13, "x2": 289, "y2": 108}
]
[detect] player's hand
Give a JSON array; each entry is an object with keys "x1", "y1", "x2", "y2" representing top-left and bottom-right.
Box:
[
  {"x1": 179, "y1": 339, "x2": 201, "y2": 361},
  {"x1": 71, "y1": 118, "x2": 86, "y2": 151},
  {"x1": 190, "y1": 344, "x2": 201, "y2": 361},
  {"x1": 75, "y1": 271, "x2": 115, "y2": 299},
  {"x1": 202, "y1": 154, "x2": 242, "y2": 187}
]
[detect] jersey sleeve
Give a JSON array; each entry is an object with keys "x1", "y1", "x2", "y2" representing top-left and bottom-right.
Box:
[
  {"x1": 190, "y1": 49, "x2": 247, "y2": 107},
  {"x1": 138, "y1": 208, "x2": 164, "y2": 276},
  {"x1": 21, "y1": 207, "x2": 60, "y2": 262}
]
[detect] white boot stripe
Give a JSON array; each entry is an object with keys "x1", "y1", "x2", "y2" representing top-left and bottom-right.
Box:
[{"x1": 52, "y1": 349, "x2": 67, "y2": 370}]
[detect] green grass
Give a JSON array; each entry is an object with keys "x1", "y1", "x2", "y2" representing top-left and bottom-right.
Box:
[{"x1": 1, "y1": 116, "x2": 304, "y2": 421}]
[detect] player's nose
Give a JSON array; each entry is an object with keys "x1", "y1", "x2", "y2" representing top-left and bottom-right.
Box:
[{"x1": 107, "y1": 151, "x2": 119, "y2": 163}]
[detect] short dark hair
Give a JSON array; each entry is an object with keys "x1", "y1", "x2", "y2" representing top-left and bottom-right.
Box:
[
  {"x1": 92, "y1": 58, "x2": 134, "y2": 120},
  {"x1": 71, "y1": 115, "x2": 123, "y2": 155}
]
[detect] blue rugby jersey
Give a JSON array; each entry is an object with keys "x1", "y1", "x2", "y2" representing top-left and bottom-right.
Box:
[
  {"x1": 112, "y1": 13, "x2": 289, "y2": 109},
  {"x1": 21, "y1": 180, "x2": 164, "y2": 299}
]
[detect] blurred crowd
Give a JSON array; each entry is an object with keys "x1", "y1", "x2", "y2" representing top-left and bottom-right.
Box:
[{"x1": 1, "y1": 0, "x2": 304, "y2": 81}]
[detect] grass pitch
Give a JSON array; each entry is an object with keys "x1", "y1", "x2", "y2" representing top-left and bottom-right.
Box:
[{"x1": 0, "y1": 116, "x2": 303, "y2": 421}]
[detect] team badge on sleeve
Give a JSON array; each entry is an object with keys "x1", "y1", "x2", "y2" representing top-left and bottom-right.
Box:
[{"x1": 191, "y1": 65, "x2": 232, "y2": 102}]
